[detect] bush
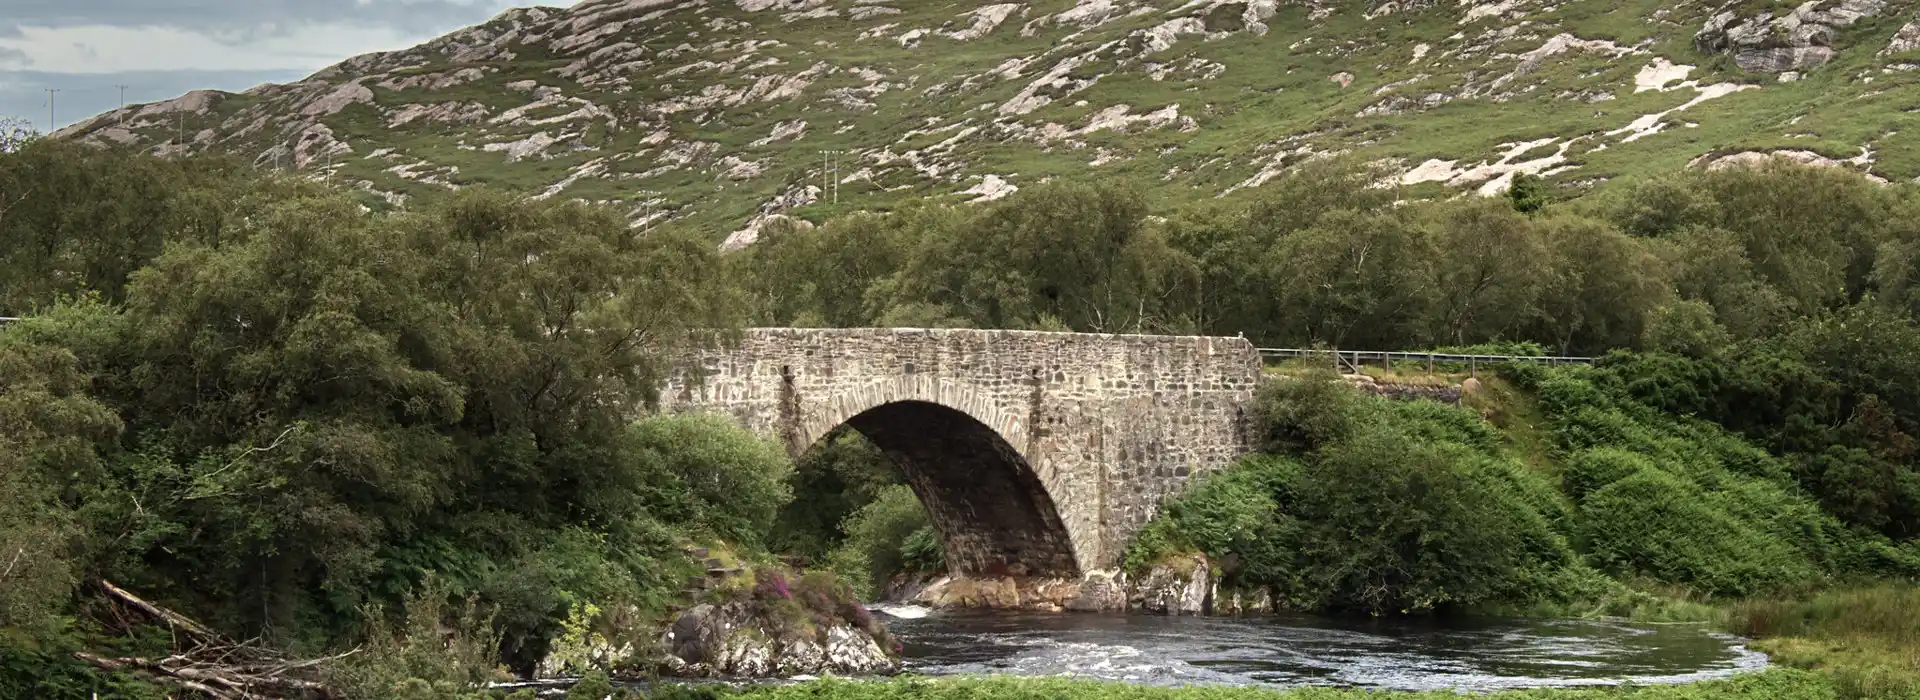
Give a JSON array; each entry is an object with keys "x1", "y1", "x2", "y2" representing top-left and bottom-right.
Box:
[
  {"x1": 1141, "y1": 381, "x2": 1578, "y2": 615},
  {"x1": 1581, "y1": 469, "x2": 1820, "y2": 596},
  {"x1": 825, "y1": 486, "x2": 938, "y2": 599},
  {"x1": 323, "y1": 579, "x2": 505, "y2": 700},
  {"x1": 628, "y1": 413, "x2": 794, "y2": 547},
  {"x1": 1246, "y1": 372, "x2": 1368, "y2": 454},
  {"x1": 1282, "y1": 426, "x2": 1573, "y2": 614},
  {"x1": 1122, "y1": 455, "x2": 1298, "y2": 583},
  {"x1": 1564, "y1": 449, "x2": 1653, "y2": 502}
]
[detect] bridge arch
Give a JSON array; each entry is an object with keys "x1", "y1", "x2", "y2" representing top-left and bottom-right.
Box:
[
  {"x1": 795, "y1": 376, "x2": 1083, "y2": 577},
  {"x1": 659, "y1": 328, "x2": 1263, "y2": 577}
]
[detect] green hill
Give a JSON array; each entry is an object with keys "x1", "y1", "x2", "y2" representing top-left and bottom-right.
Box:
[{"x1": 52, "y1": 0, "x2": 1920, "y2": 242}]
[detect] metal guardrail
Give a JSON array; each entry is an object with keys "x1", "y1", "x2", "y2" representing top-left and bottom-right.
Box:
[{"x1": 1257, "y1": 348, "x2": 1595, "y2": 375}]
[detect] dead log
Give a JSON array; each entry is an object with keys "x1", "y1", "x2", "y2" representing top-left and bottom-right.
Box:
[
  {"x1": 75, "y1": 582, "x2": 354, "y2": 699},
  {"x1": 94, "y1": 578, "x2": 225, "y2": 645}
]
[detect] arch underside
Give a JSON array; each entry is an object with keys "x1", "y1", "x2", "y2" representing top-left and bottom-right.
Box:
[{"x1": 839, "y1": 400, "x2": 1081, "y2": 578}]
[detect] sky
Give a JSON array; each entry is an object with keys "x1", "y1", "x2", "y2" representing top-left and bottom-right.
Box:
[{"x1": 0, "y1": 0, "x2": 582, "y2": 130}]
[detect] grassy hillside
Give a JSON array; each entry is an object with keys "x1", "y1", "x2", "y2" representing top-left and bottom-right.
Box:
[{"x1": 51, "y1": 0, "x2": 1920, "y2": 242}]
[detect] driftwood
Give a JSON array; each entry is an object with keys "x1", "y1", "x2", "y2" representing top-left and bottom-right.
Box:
[{"x1": 76, "y1": 579, "x2": 356, "y2": 699}]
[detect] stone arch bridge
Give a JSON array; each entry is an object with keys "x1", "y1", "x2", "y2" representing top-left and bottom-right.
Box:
[{"x1": 658, "y1": 328, "x2": 1262, "y2": 578}]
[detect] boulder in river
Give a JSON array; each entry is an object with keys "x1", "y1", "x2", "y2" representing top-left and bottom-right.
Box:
[
  {"x1": 1135, "y1": 553, "x2": 1212, "y2": 615},
  {"x1": 659, "y1": 569, "x2": 900, "y2": 678}
]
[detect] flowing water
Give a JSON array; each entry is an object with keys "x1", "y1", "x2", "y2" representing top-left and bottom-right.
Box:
[{"x1": 873, "y1": 607, "x2": 1768, "y2": 691}]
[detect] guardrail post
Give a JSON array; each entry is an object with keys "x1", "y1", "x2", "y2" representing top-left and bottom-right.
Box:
[{"x1": 1470, "y1": 355, "x2": 1477, "y2": 378}]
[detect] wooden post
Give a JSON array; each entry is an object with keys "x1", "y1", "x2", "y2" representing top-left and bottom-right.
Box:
[{"x1": 1470, "y1": 355, "x2": 1478, "y2": 378}]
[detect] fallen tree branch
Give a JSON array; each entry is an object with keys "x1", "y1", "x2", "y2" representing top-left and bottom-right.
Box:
[
  {"x1": 94, "y1": 578, "x2": 225, "y2": 645},
  {"x1": 74, "y1": 652, "x2": 242, "y2": 699},
  {"x1": 79, "y1": 581, "x2": 350, "y2": 699}
]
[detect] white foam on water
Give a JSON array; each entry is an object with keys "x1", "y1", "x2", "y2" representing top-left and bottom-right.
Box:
[{"x1": 870, "y1": 604, "x2": 932, "y2": 619}]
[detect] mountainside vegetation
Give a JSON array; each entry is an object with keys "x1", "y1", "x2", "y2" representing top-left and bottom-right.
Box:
[
  {"x1": 11, "y1": 55, "x2": 1920, "y2": 697},
  {"x1": 41, "y1": 0, "x2": 1920, "y2": 243}
]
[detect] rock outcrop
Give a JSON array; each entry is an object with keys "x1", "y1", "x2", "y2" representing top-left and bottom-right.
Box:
[
  {"x1": 894, "y1": 553, "x2": 1270, "y2": 616},
  {"x1": 1887, "y1": 15, "x2": 1920, "y2": 54},
  {"x1": 1134, "y1": 554, "x2": 1212, "y2": 615},
  {"x1": 661, "y1": 602, "x2": 897, "y2": 678},
  {"x1": 1696, "y1": 0, "x2": 1888, "y2": 72}
]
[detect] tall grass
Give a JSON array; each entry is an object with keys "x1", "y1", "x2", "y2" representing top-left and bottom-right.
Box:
[{"x1": 1725, "y1": 585, "x2": 1920, "y2": 699}]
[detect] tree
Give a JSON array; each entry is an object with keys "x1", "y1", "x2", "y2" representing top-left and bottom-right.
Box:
[
  {"x1": 1533, "y1": 215, "x2": 1669, "y2": 354},
  {"x1": 0, "y1": 116, "x2": 34, "y2": 153},
  {"x1": 1266, "y1": 209, "x2": 1434, "y2": 348},
  {"x1": 0, "y1": 139, "x2": 252, "y2": 313},
  {"x1": 1507, "y1": 173, "x2": 1549, "y2": 214},
  {"x1": 0, "y1": 333, "x2": 120, "y2": 632},
  {"x1": 1428, "y1": 200, "x2": 1550, "y2": 345},
  {"x1": 885, "y1": 181, "x2": 1185, "y2": 333}
]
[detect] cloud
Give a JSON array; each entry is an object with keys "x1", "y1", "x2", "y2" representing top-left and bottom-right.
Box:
[
  {"x1": 0, "y1": 0, "x2": 533, "y2": 36},
  {"x1": 0, "y1": 22, "x2": 435, "y2": 74},
  {"x1": 0, "y1": 0, "x2": 586, "y2": 76}
]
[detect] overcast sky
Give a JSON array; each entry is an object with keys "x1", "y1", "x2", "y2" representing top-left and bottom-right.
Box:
[{"x1": 0, "y1": 0, "x2": 582, "y2": 130}]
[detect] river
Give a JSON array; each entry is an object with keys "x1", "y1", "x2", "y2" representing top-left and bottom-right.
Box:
[{"x1": 874, "y1": 607, "x2": 1768, "y2": 691}]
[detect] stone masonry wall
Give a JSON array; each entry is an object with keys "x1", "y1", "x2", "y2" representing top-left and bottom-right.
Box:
[{"x1": 658, "y1": 328, "x2": 1262, "y2": 574}]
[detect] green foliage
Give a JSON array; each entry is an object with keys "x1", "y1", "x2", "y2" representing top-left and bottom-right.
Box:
[
  {"x1": 628, "y1": 413, "x2": 793, "y2": 547},
  {"x1": 1509, "y1": 173, "x2": 1550, "y2": 214},
  {"x1": 0, "y1": 628, "x2": 169, "y2": 700},
  {"x1": 1564, "y1": 449, "x2": 1654, "y2": 502},
  {"x1": 825, "y1": 485, "x2": 938, "y2": 599},
  {"x1": 0, "y1": 139, "x2": 257, "y2": 312},
  {"x1": 0, "y1": 328, "x2": 122, "y2": 633},
  {"x1": 0, "y1": 152, "x2": 754, "y2": 673},
  {"x1": 1244, "y1": 371, "x2": 1365, "y2": 454},
  {"x1": 1142, "y1": 380, "x2": 1577, "y2": 615},
  {"x1": 324, "y1": 578, "x2": 505, "y2": 700},
  {"x1": 769, "y1": 429, "x2": 900, "y2": 561},
  {"x1": 1581, "y1": 469, "x2": 1820, "y2": 596},
  {"x1": 1281, "y1": 420, "x2": 1574, "y2": 613},
  {"x1": 566, "y1": 670, "x2": 617, "y2": 700}
]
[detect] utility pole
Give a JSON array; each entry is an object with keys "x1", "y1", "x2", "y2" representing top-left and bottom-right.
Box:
[
  {"x1": 820, "y1": 150, "x2": 844, "y2": 205},
  {"x1": 45, "y1": 89, "x2": 59, "y2": 132},
  {"x1": 114, "y1": 84, "x2": 129, "y2": 124},
  {"x1": 637, "y1": 189, "x2": 662, "y2": 232}
]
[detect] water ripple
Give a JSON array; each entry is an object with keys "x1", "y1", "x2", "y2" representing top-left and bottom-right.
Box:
[{"x1": 884, "y1": 611, "x2": 1768, "y2": 692}]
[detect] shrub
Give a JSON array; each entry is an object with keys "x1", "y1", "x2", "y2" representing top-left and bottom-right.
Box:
[
  {"x1": 323, "y1": 579, "x2": 505, "y2": 700},
  {"x1": 1246, "y1": 371, "x2": 1368, "y2": 455},
  {"x1": 1282, "y1": 427, "x2": 1574, "y2": 614},
  {"x1": 1581, "y1": 469, "x2": 1820, "y2": 596},
  {"x1": 1133, "y1": 455, "x2": 1299, "y2": 584},
  {"x1": 565, "y1": 670, "x2": 617, "y2": 700},
  {"x1": 825, "y1": 485, "x2": 937, "y2": 598},
  {"x1": 628, "y1": 413, "x2": 794, "y2": 547},
  {"x1": 1564, "y1": 449, "x2": 1653, "y2": 502}
]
